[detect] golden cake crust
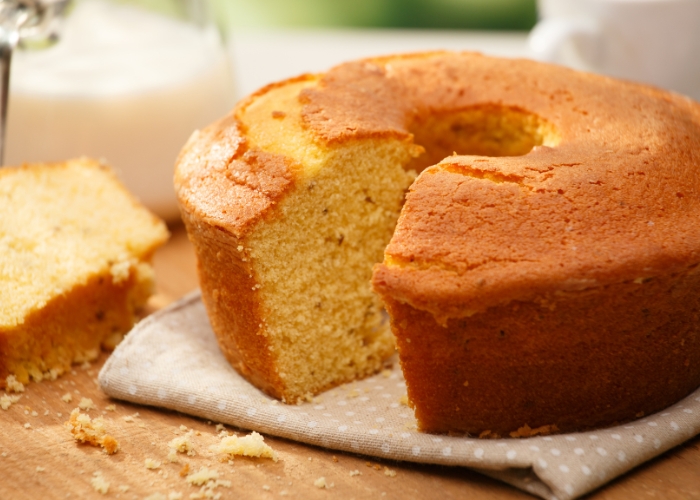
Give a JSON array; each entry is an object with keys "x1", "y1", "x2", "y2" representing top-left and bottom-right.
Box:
[
  {"x1": 295, "y1": 53, "x2": 700, "y2": 318},
  {"x1": 177, "y1": 51, "x2": 700, "y2": 431}
]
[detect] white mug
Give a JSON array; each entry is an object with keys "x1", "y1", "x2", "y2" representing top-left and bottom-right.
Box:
[{"x1": 528, "y1": 0, "x2": 700, "y2": 101}]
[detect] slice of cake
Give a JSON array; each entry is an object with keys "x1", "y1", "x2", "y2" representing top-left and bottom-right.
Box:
[{"x1": 0, "y1": 158, "x2": 169, "y2": 388}]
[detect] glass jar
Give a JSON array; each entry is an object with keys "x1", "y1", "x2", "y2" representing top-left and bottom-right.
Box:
[{"x1": 5, "y1": 0, "x2": 235, "y2": 220}]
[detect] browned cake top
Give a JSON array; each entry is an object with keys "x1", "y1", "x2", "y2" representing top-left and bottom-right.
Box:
[
  {"x1": 176, "y1": 52, "x2": 700, "y2": 321},
  {"x1": 360, "y1": 53, "x2": 700, "y2": 320}
]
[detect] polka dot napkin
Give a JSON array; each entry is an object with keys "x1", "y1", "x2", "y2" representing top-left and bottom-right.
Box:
[{"x1": 99, "y1": 292, "x2": 700, "y2": 500}]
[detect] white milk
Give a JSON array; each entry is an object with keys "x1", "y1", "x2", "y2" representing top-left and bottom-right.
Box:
[{"x1": 6, "y1": 0, "x2": 235, "y2": 220}]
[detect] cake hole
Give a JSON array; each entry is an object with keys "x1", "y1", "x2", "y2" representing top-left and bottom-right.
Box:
[{"x1": 406, "y1": 105, "x2": 560, "y2": 172}]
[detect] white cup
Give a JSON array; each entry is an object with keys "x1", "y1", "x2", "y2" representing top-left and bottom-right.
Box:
[{"x1": 528, "y1": 0, "x2": 700, "y2": 101}]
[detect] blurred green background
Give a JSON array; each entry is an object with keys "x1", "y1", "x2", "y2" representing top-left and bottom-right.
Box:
[{"x1": 212, "y1": 0, "x2": 537, "y2": 31}]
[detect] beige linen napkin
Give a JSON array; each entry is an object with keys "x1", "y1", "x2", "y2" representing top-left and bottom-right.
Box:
[{"x1": 99, "y1": 292, "x2": 700, "y2": 500}]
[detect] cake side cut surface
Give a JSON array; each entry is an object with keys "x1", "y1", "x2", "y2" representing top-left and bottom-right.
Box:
[{"x1": 176, "y1": 77, "x2": 418, "y2": 403}]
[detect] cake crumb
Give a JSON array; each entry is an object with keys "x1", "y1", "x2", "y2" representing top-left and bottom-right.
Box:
[
  {"x1": 117, "y1": 485, "x2": 130, "y2": 493},
  {"x1": 5, "y1": 375, "x2": 25, "y2": 393},
  {"x1": 399, "y1": 394, "x2": 409, "y2": 406},
  {"x1": 123, "y1": 411, "x2": 140, "y2": 422},
  {"x1": 65, "y1": 408, "x2": 119, "y2": 454},
  {"x1": 215, "y1": 423, "x2": 225, "y2": 433},
  {"x1": 179, "y1": 464, "x2": 190, "y2": 477},
  {"x1": 24, "y1": 422, "x2": 31, "y2": 429},
  {"x1": 78, "y1": 397, "x2": 95, "y2": 411},
  {"x1": 31, "y1": 410, "x2": 38, "y2": 417},
  {"x1": 209, "y1": 431, "x2": 278, "y2": 462},
  {"x1": 105, "y1": 404, "x2": 116, "y2": 412},
  {"x1": 43, "y1": 409, "x2": 49, "y2": 416},
  {"x1": 262, "y1": 485, "x2": 271, "y2": 491},
  {"x1": 384, "y1": 467, "x2": 397, "y2": 477},
  {"x1": 332, "y1": 455, "x2": 338, "y2": 463},
  {"x1": 91, "y1": 472, "x2": 110, "y2": 494},
  {"x1": 168, "y1": 493, "x2": 182, "y2": 500},
  {"x1": 179, "y1": 424, "x2": 188, "y2": 431},
  {"x1": 313, "y1": 477, "x2": 327, "y2": 489},
  {"x1": 168, "y1": 430, "x2": 196, "y2": 459},
  {"x1": 509, "y1": 424, "x2": 559, "y2": 439},
  {"x1": 36, "y1": 466, "x2": 45, "y2": 472},
  {"x1": 1, "y1": 393, "x2": 21, "y2": 410},
  {"x1": 185, "y1": 466, "x2": 222, "y2": 486},
  {"x1": 381, "y1": 369, "x2": 392, "y2": 378},
  {"x1": 145, "y1": 458, "x2": 162, "y2": 470}
]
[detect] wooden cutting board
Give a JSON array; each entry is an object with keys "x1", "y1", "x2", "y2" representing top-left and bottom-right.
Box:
[{"x1": 1, "y1": 225, "x2": 699, "y2": 500}]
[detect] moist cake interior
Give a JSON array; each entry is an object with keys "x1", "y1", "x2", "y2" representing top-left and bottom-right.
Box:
[{"x1": 237, "y1": 78, "x2": 559, "y2": 399}]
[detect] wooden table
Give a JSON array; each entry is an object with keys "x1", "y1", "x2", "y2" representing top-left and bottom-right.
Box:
[{"x1": 2, "y1": 223, "x2": 699, "y2": 500}]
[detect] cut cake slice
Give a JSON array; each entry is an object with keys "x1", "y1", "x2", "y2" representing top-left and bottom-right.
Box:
[{"x1": 0, "y1": 158, "x2": 169, "y2": 388}]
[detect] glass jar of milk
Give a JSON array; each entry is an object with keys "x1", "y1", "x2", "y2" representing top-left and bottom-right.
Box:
[{"x1": 6, "y1": 0, "x2": 235, "y2": 221}]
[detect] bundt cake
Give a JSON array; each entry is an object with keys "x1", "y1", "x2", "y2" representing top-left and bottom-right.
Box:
[
  {"x1": 175, "y1": 51, "x2": 700, "y2": 435},
  {"x1": 0, "y1": 158, "x2": 169, "y2": 389}
]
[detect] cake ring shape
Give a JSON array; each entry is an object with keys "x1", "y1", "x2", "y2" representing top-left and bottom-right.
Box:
[{"x1": 175, "y1": 52, "x2": 700, "y2": 436}]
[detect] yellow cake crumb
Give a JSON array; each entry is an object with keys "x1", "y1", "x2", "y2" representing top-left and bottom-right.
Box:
[
  {"x1": 509, "y1": 423, "x2": 560, "y2": 439},
  {"x1": 1, "y1": 393, "x2": 21, "y2": 410},
  {"x1": 168, "y1": 430, "x2": 196, "y2": 459},
  {"x1": 399, "y1": 394, "x2": 409, "y2": 406},
  {"x1": 61, "y1": 393, "x2": 73, "y2": 403},
  {"x1": 91, "y1": 472, "x2": 110, "y2": 494},
  {"x1": 5, "y1": 375, "x2": 24, "y2": 393},
  {"x1": 384, "y1": 467, "x2": 397, "y2": 477},
  {"x1": 105, "y1": 404, "x2": 116, "y2": 411},
  {"x1": 313, "y1": 477, "x2": 328, "y2": 489},
  {"x1": 145, "y1": 458, "x2": 162, "y2": 470},
  {"x1": 185, "y1": 466, "x2": 225, "y2": 487},
  {"x1": 78, "y1": 397, "x2": 95, "y2": 411},
  {"x1": 65, "y1": 408, "x2": 119, "y2": 454},
  {"x1": 349, "y1": 470, "x2": 361, "y2": 476},
  {"x1": 209, "y1": 431, "x2": 278, "y2": 462}
]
